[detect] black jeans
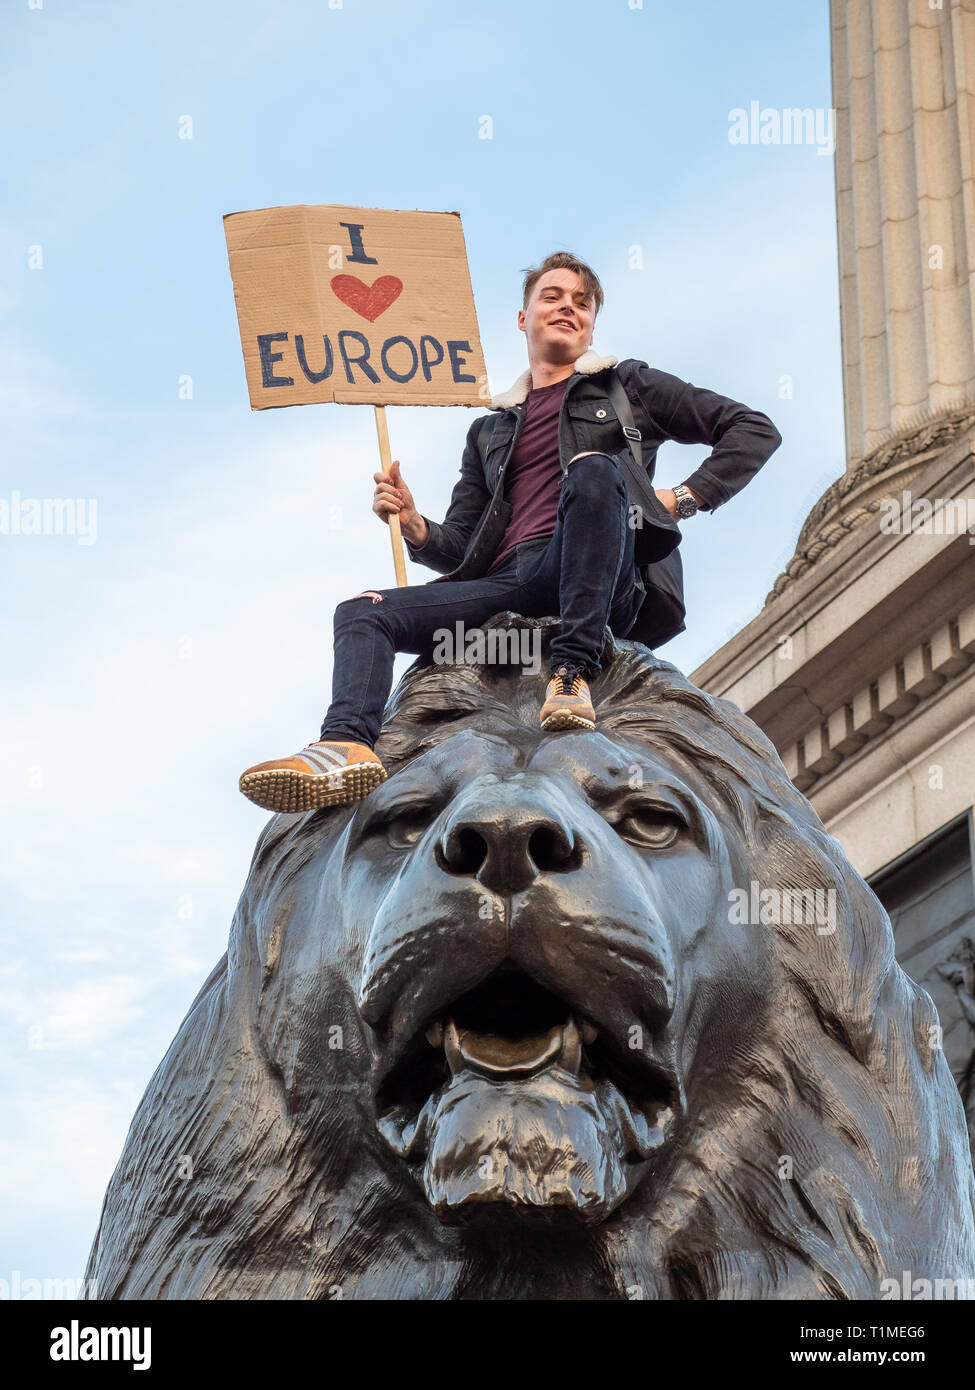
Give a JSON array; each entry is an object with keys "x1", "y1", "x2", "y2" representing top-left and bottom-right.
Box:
[{"x1": 320, "y1": 452, "x2": 646, "y2": 748}]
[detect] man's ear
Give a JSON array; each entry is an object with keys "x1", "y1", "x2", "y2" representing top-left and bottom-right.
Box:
[{"x1": 517, "y1": 308, "x2": 527, "y2": 333}]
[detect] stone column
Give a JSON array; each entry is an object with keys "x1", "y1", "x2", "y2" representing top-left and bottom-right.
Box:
[{"x1": 832, "y1": 0, "x2": 975, "y2": 466}]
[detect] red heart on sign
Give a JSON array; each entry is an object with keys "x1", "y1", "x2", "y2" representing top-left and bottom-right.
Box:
[{"x1": 330, "y1": 274, "x2": 403, "y2": 322}]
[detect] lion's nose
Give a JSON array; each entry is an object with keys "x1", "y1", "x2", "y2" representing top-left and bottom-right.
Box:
[{"x1": 436, "y1": 791, "x2": 583, "y2": 894}]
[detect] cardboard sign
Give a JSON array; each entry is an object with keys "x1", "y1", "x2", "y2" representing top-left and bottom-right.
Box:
[{"x1": 224, "y1": 204, "x2": 487, "y2": 409}]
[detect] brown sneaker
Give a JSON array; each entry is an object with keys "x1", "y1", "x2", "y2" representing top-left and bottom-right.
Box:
[
  {"x1": 239, "y1": 740, "x2": 387, "y2": 813},
  {"x1": 540, "y1": 665, "x2": 596, "y2": 731}
]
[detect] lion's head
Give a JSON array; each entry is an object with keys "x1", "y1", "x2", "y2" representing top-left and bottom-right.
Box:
[{"x1": 88, "y1": 616, "x2": 975, "y2": 1299}]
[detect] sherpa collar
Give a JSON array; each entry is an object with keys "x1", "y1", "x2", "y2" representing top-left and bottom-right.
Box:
[{"x1": 488, "y1": 350, "x2": 618, "y2": 409}]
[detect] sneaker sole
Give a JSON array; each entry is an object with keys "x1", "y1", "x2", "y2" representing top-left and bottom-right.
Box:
[
  {"x1": 239, "y1": 762, "x2": 387, "y2": 813},
  {"x1": 540, "y1": 710, "x2": 596, "y2": 731}
]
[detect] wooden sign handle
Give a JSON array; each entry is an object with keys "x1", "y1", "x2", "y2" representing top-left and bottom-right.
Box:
[{"x1": 373, "y1": 405, "x2": 408, "y2": 588}]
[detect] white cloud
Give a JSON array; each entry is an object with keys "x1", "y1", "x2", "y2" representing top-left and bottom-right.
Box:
[{"x1": 37, "y1": 975, "x2": 148, "y2": 1051}]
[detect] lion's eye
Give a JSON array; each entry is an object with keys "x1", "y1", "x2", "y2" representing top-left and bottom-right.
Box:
[
  {"x1": 366, "y1": 806, "x2": 437, "y2": 850},
  {"x1": 615, "y1": 806, "x2": 684, "y2": 849}
]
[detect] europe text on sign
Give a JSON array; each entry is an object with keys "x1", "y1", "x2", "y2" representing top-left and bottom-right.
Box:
[{"x1": 223, "y1": 204, "x2": 487, "y2": 409}]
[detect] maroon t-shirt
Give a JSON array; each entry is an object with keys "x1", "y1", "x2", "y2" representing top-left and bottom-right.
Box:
[{"x1": 488, "y1": 375, "x2": 569, "y2": 572}]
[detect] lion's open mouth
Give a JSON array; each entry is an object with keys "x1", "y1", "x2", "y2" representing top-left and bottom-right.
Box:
[
  {"x1": 374, "y1": 967, "x2": 679, "y2": 1225},
  {"x1": 433, "y1": 970, "x2": 589, "y2": 1077}
]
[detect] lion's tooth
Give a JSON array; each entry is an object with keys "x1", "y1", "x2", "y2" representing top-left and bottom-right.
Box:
[
  {"x1": 579, "y1": 1019, "x2": 597, "y2": 1044},
  {"x1": 559, "y1": 1017, "x2": 582, "y2": 1074},
  {"x1": 425, "y1": 1021, "x2": 443, "y2": 1049},
  {"x1": 443, "y1": 1019, "x2": 464, "y2": 1074}
]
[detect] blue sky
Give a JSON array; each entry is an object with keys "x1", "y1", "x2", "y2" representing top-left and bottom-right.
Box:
[{"x1": 1, "y1": 0, "x2": 840, "y2": 1286}]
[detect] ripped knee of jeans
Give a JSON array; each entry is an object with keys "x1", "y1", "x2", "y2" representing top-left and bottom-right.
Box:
[
  {"x1": 567, "y1": 451, "x2": 617, "y2": 471},
  {"x1": 355, "y1": 590, "x2": 384, "y2": 603}
]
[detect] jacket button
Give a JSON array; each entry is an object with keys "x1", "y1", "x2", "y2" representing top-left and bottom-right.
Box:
[{"x1": 596, "y1": 408, "x2": 607, "y2": 418}]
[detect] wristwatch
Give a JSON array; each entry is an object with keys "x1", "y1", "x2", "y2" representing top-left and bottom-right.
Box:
[{"x1": 673, "y1": 484, "x2": 699, "y2": 519}]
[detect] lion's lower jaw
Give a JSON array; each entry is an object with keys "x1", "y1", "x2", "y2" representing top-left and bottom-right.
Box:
[{"x1": 388, "y1": 1069, "x2": 666, "y2": 1227}]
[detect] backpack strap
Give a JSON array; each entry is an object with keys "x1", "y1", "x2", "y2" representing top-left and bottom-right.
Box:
[
  {"x1": 606, "y1": 370, "x2": 643, "y2": 471},
  {"x1": 605, "y1": 370, "x2": 687, "y2": 649}
]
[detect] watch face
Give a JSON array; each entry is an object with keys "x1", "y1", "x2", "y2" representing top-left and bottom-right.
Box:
[{"x1": 677, "y1": 494, "x2": 697, "y2": 518}]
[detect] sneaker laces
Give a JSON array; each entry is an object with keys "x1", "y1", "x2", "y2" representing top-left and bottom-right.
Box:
[{"x1": 552, "y1": 664, "x2": 586, "y2": 696}]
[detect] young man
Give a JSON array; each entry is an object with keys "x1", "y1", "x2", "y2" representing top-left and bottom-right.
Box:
[{"x1": 239, "y1": 251, "x2": 781, "y2": 814}]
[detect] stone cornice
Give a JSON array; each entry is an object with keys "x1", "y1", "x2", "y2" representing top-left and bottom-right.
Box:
[
  {"x1": 765, "y1": 402, "x2": 975, "y2": 604},
  {"x1": 781, "y1": 602, "x2": 975, "y2": 794}
]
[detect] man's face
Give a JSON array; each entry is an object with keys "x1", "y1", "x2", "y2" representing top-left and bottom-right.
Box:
[{"x1": 518, "y1": 269, "x2": 595, "y2": 364}]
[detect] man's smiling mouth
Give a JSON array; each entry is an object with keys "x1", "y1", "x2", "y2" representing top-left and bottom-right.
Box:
[{"x1": 550, "y1": 318, "x2": 577, "y2": 330}]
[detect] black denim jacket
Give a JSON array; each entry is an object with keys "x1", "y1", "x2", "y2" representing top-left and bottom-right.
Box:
[{"x1": 405, "y1": 352, "x2": 782, "y2": 587}]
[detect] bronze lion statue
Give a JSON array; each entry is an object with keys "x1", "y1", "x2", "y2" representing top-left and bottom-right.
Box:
[{"x1": 87, "y1": 616, "x2": 975, "y2": 1299}]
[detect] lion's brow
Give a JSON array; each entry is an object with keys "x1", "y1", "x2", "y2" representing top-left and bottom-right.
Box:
[{"x1": 392, "y1": 688, "x2": 499, "y2": 724}]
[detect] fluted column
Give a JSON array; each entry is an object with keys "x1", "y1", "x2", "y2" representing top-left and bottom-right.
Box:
[{"x1": 832, "y1": 0, "x2": 975, "y2": 466}]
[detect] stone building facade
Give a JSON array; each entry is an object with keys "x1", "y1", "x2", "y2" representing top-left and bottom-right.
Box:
[{"x1": 691, "y1": 0, "x2": 975, "y2": 1150}]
